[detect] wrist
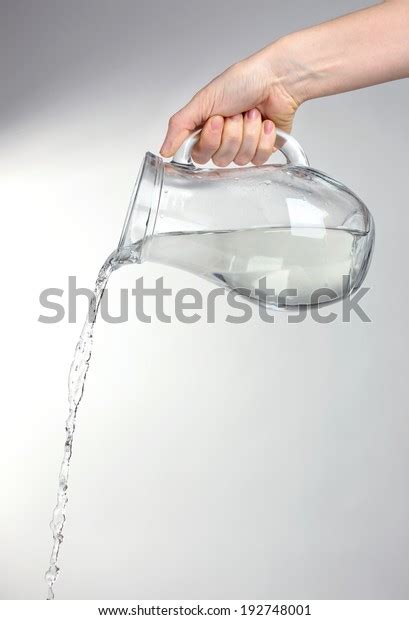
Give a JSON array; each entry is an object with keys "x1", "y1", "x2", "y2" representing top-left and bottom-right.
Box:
[{"x1": 265, "y1": 35, "x2": 316, "y2": 106}]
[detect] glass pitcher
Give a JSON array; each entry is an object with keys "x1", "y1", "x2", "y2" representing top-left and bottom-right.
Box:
[{"x1": 118, "y1": 129, "x2": 374, "y2": 308}]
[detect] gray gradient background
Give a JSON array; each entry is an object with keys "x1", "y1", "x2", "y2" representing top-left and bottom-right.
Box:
[{"x1": 1, "y1": 0, "x2": 408, "y2": 600}]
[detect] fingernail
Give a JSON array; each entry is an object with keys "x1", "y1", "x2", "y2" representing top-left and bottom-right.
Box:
[
  {"x1": 246, "y1": 108, "x2": 259, "y2": 121},
  {"x1": 211, "y1": 116, "x2": 223, "y2": 130},
  {"x1": 264, "y1": 120, "x2": 274, "y2": 135}
]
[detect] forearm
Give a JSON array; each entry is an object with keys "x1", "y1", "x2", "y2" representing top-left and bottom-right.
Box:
[
  {"x1": 161, "y1": 1, "x2": 409, "y2": 159},
  {"x1": 268, "y1": 0, "x2": 409, "y2": 104}
]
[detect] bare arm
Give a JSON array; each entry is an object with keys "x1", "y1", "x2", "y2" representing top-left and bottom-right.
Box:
[
  {"x1": 280, "y1": 0, "x2": 409, "y2": 102},
  {"x1": 160, "y1": 0, "x2": 409, "y2": 166}
]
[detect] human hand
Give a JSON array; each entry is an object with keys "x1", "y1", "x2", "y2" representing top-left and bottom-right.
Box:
[
  {"x1": 160, "y1": 46, "x2": 301, "y2": 166},
  {"x1": 160, "y1": 1, "x2": 409, "y2": 167}
]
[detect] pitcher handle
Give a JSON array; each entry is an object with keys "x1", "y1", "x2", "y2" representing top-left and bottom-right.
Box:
[{"x1": 171, "y1": 127, "x2": 309, "y2": 167}]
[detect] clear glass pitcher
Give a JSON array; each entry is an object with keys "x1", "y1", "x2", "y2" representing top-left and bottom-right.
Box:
[{"x1": 118, "y1": 129, "x2": 374, "y2": 308}]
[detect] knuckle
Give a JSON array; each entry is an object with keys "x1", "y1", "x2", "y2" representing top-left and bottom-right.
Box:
[
  {"x1": 192, "y1": 145, "x2": 213, "y2": 165},
  {"x1": 252, "y1": 155, "x2": 268, "y2": 165},
  {"x1": 202, "y1": 138, "x2": 220, "y2": 154},
  {"x1": 212, "y1": 156, "x2": 229, "y2": 167},
  {"x1": 254, "y1": 147, "x2": 271, "y2": 160},
  {"x1": 235, "y1": 148, "x2": 253, "y2": 165},
  {"x1": 244, "y1": 117, "x2": 259, "y2": 129},
  {"x1": 193, "y1": 154, "x2": 209, "y2": 165},
  {"x1": 224, "y1": 135, "x2": 241, "y2": 150},
  {"x1": 234, "y1": 155, "x2": 250, "y2": 166},
  {"x1": 169, "y1": 112, "x2": 182, "y2": 128},
  {"x1": 208, "y1": 136, "x2": 221, "y2": 148}
]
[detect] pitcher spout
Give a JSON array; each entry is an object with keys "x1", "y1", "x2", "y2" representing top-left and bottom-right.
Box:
[{"x1": 117, "y1": 152, "x2": 163, "y2": 262}]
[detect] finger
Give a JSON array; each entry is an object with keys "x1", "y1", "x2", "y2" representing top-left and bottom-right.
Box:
[
  {"x1": 251, "y1": 120, "x2": 277, "y2": 165},
  {"x1": 160, "y1": 110, "x2": 192, "y2": 158},
  {"x1": 160, "y1": 89, "x2": 212, "y2": 157},
  {"x1": 234, "y1": 108, "x2": 262, "y2": 166},
  {"x1": 191, "y1": 115, "x2": 224, "y2": 164},
  {"x1": 212, "y1": 115, "x2": 243, "y2": 166}
]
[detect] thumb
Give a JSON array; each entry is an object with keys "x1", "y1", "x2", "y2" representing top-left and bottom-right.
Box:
[{"x1": 160, "y1": 90, "x2": 212, "y2": 157}]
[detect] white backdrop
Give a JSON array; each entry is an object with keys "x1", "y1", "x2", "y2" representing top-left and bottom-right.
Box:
[{"x1": 1, "y1": 0, "x2": 408, "y2": 600}]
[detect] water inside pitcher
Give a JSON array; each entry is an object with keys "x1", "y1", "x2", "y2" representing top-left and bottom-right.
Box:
[{"x1": 118, "y1": 129, "x2": 374, "y2": 308}]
